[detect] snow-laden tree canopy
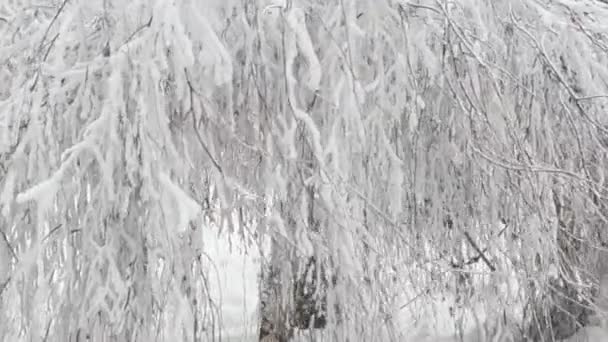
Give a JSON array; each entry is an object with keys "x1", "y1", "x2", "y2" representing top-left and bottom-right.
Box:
[{"x1": 2, "y1": 0, "x2": 608, "y2": 341}]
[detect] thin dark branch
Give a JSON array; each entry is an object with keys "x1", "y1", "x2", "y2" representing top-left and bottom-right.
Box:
[
  {"x1": 0, "y1": 229, "x2": 18, "y2": 262},
  {"x1": 0, "y1": 277, "x2": 11, "y2": 297},
  {"x1": 42, "y1": 224, "x2": 63, "y2": 242},
  {"x1": 30, "y1": 32, "x2": 60, "y2": 91},
  {"x1": 43, "y1": 33, "x2": 60, "y2": 61},
  {"x1": 122, "y1": 15, "x2": 153, "y2": 46},
  {"x1": 42, "y1": 318, "x2": 53, "y2": 342},
  {"x1": 29, "y1": 0, "x2": 68, "y2": 91},
  {"x1": 463, "y1": 231, "x2": 496, "y2": 272},
  {"x1": 402, "y1": 2, "x2": 441, "y2": 14},
  {"x1": 398, "y1": 288, "x2": 430, "y2": 310},
  {"x1": 39, "y1": 0, "x2": 68, "y2": 51}
]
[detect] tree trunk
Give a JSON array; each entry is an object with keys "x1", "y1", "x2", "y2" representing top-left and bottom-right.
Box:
[{"x1": 258, "y1": 230, "x2": 331, "y2": 341}]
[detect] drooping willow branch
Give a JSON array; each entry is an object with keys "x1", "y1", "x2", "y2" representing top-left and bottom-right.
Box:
[{"x1": 184, "y1": 69, "x2": 224, "y2": 176}]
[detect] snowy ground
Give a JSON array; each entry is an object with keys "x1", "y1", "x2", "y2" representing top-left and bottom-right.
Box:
[{"x1": 203, "y1": 231, "x2": 261, "y2": 341}]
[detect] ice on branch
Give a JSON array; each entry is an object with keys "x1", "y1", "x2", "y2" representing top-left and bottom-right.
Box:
[
  {"x1": 0, "y1": 169, "x2": 16, "y2": 218},
  {"x1": 157, "y1": 0, "x2": 194, "y2": 68},
  {"x1": 181, "y1": 3, "x2": 233, "y2": 86},
  {"x1": 158, "y1": 172, "x2": 201, "y2": 233},
  {"x1": 15, "y1": 173, "x2": 62, "y2": 219},
  {"x1": 286, "y1": 8, "x2": 321, "y2": 91},
  {"x1": 284, "y1": 28, "x2": 324, "y2": 164},
  {"x1": 267, "y1": 212, "x2": 289, "y2": 241}
]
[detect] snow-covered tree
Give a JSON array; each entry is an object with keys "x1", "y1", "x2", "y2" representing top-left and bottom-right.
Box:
[{"x1": 2, "y1": 0, "x2": 608, "y2": 341}]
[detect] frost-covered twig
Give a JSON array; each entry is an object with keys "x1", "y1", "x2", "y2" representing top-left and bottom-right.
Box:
[
  {"x1": 184, "y1": 69, "x2": 224, "y2": 176},
  {"x1": 558, "y1": 92, "x2": 589, "y2": 176},
  {"x1": 471, "y1": 144, "x2": 585, "y2": 181}
]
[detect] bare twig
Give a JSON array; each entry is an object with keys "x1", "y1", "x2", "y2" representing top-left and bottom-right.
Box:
[
  {"x1": 30, "y1": 32, "x2": 60, "y2": 91},
  {"x1": 0, "y1": 229, "x2": 18, "y2": 262},
  {"x1": 42, "y1": 224, "x2": 63, "y2": 242},
  {"x1": 39, "y1": 0, "x2": 69, "y2": 51},
  {"x1": 398, "y1": 288, "x2": 431, "y2": 310},
  {"x1": 29, "y1": 0, "x2": 68, "y2": 91},
  {"x1": 42, "y1": 317, "x2": 53, "y2": 342},
  {"x1": 463, "y1": 231, "x2": 496, "y2": 272},
  {"x1": 122, "y1": 15, "x2": 153, "y2": 47},
  {"x1": 0, "y1": 277, "x2": 11, "y2": 297},
  {"x1": 402, "y1": 2, "x2": 441, "y2": 15},
  {"x1": 43, "y1": 33, "x2": 60, "y2": 61}
]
